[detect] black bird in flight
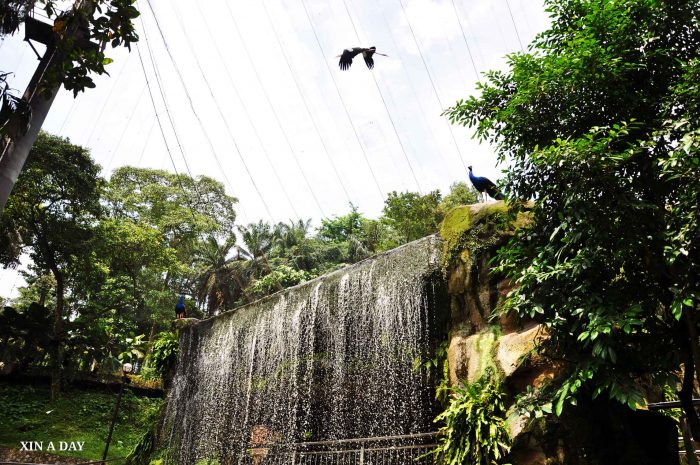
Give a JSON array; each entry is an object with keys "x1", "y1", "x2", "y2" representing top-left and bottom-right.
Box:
[
  {"x1": 338, "y1": 46, "x2": 388, "y2": 70},
  {"x1": 468, "y1": 166, "x2": 505, "y2": 202}
]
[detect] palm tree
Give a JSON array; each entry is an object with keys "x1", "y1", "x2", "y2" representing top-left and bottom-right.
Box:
[
  {"x1": 275, "y1": 219, "x2": 312, "y2": 250},
  {"x1": 274, "y1": 219, "x2": 321, "y2": 271},
  {"x1": 237, "y1": 221, "x2": 278, "y2": 279},
  {"x1": 194, "y1": 235, "x2": 248, "y2": 316}
]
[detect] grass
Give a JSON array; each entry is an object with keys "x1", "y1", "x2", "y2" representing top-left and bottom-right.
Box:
[{"x1": 0, "y1": 381, "x2": 162, "y2": 461}]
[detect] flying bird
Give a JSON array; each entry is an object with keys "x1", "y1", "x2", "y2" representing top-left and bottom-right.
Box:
[
  {"x1": 468, "y1": 166, "x2": 505, "y2": 202},
  {"x1": 338, "y1": 46, "x2": 388, "y2": 70},
  {"x1": 175, "y1": 294, "x2": 186, "y2": 319}
]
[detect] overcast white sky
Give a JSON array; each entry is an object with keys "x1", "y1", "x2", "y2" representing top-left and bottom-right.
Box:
[{"x1": 0, "y1": 0, "x2": 551, "y2": 298}]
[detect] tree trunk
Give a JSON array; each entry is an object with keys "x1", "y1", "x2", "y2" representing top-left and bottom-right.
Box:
[
  {"x1": 684, "y1": 309, "x2": 700, "y2": 391},
  {"x1": 680, "y1": 355, "x2": 700, "y2": 442},
  {"x1": 143, "y1": 271, "x2": 171, "y2": 362},
  {"x1": 0, "y1": 49, "x2": 59, "y2": 213},
  {"x1": 682, "y1": 417, "x2": 699, "y2": 465},
  {"x1": 50, "y1": 269, "x2": 64, "y2": 402}
]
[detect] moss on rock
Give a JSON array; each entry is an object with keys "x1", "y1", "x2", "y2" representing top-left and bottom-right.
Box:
[
  {"x1": 467, "y1": 326, "x2": 502, "y2": 382},
  {"x1": 448, "y1": 325, "x2": 505, "y2": 385},
  {"x1": 439, "y1": 202, "x2": 513, "y2": 274},
  {"x1": 172, "y1": 317, "x2": 199, "y2": 331}
]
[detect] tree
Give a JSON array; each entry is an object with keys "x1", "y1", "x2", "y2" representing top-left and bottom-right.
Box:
[
  {"x1": 382, "y1": 190, "x2": 443, "y2": 243},
  {"x1": 249, "y1": 265, "x2": 316, "y2": 299},
  {"x1": 438, "y1": 182, "x2": 479, "y2": 214},
  {"x1": 446, "y1": 0, "x2": 700, "y2": 437},
  {"x1": 194, "y1": 235, "x2": 246, "y2": 317},
  {"x1": 317, "y1": 206, "x2": 398, "y2": 263},
  {"x1": 272, "y1": 219, "x2": 331, "y2": 272},
  {"x1": 318, "y1": 205, "x2": 363, "y2": 243},
  {"x1": 238, "y1": 221, "x2": 278, "y2": 280},
  {"x1": 107, "y1": 167, "x2": 238, "y2": 248},
  {"x1": 0, "y1": 302, "x2": 53, "y2": 374},
  {"x1": 0, "y1": 131, "x2": 102, "y2": 400},
  {"x1": 106, "y1": 167, "x2": 238, "y2": 345},
  {"x1": 78, "y1": 216, "x2": 184, "y2": 354}
]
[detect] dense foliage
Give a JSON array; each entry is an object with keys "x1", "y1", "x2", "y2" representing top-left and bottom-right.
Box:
[
  {"x1": 149, "y1": 331, "x2": 179, "y2": 379},
  {"x1": 431, "y1": 376, "x2": 510, "y2": 465},
  {"x1": 446, "y1": 0, "x2": 700, "y2": 438},
  {"x1": 0, "y1": 132, "x2": 477, "y2": 399},
  {"x1": 0, "y1": 131, "x2": 102, "y2": 399}
]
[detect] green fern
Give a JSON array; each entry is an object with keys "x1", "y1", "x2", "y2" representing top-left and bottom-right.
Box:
[{"x1": 431, "y1": 376, "x2": 511, "y2": 465}]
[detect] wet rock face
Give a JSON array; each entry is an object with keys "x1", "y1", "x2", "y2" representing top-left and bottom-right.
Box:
[
  {"x1": 161, "y1": 236, "x2": 446, "y2": 465},
  {"x1": 441, "y1": 204, "x2": 538, "y2": 384}
]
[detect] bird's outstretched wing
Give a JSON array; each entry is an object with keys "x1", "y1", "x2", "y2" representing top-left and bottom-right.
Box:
[
  {"x1": 362, "y1": 50, "x2": 375, "y2": 69},
  {"x1": 339, "y1": 48, "x2": 362, "y2": 70}
]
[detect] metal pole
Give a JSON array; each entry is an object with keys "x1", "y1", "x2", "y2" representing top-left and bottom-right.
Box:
[
  {"x1": 0, "y1": 46, "x2": 59, "y2": 212},
  {"x1": 102, "y1": 375, "x2": 126, "y2": 465}
]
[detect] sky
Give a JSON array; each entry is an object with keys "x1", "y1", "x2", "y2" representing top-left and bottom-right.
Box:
[{"x1": 0, "y1": 0, "x2": 551, "y2": 298}]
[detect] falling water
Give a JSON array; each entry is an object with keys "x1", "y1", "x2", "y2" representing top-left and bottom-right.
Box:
[{"x1": 161, "y1": 235, "x2": 446, "y2": 464}]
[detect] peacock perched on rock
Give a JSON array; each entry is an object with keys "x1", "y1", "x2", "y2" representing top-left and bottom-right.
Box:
[
  {"x1": 175, "y1": 294, "x2": 186, "y2": 319},
  {"x1": 468, "y1": 166, "x2": 505, "y2": 202}
]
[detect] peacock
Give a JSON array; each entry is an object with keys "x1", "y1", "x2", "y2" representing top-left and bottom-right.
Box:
[
  {"x1": 468, "y1": 166, "x2": 505, "y2": 202},
  {"x1": 175, "y1": 294, "x2": 186, "y2": 319}
]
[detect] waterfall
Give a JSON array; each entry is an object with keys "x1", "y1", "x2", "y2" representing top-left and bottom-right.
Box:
[{"x1": 161, "y1": 235, "x2": 445, "y2": 464}]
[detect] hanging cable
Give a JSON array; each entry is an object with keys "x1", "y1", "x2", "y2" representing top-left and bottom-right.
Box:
[
  {"x1": 58, "y1": 95, "x2": 77, "y2": 133},
  {"x1": 376, "y1": 5, "x2": 457, "y2": 181},
  {"x1": 138, "y1": 5, "x2": 192, "y2": 180},
  {"x1": 136, "y1": 115, "x2": 156, "y2": 167},
  {"x1": 460, "y1": 1, "x2": 489, "y2": 66},
  {"x1": 216, "y1": 0, "x2": 328, "y2": 219},
  {"x1": 152, "y1": 0, "x2": 279, "y2": 222},
  {"x1": 105, "y1": 83, "x2": 146, "y2": 172},
  {"x1": 85, "y1": 53, "x2": 132, "y2": 145},
  {"x1": 517, "y1": 0, "x2": 535, "y2": 39},
  {"x1": 450, "y1": 0, "x2": 480, "y2": 83},
  {"x1": 397, "y1": 0, "x2": 468, "y2": 173},
  {"x1": 487, "y1": 1, "x2": 511, "y2": 52},
  {"x1": 261, "y1": 0, "x2": 354, "y2": 207},
  {"x1": 193, "y1": 0, "x2": 311, "y2": 220},
  {"x1": 171, "y1": 2, "x2": 301, "y2": 221},
  {"x1": 339, "y1": 0, "x2": 423, "y2": 194},
  {"x1": 123, "y1": 110, "x2": 153, "y2": 164},
  {"x1": 137, "y1": 4, "x2": 250, "y2": 224},
  {"x1": 143, "y1": 0, "x2": 269, "y2": 221},
  {"x1": 504, "y1": 0, "x2": 525, "y2": 52},
  {"x1": 135, "y1": 41, "x2": 199, "y2": 224},
  {"x1": 300, "y1": 0, "x2": 385, "y2": 201},
  {"x1": 325, "y1": 3, "x2": 408, "y2": 193}
]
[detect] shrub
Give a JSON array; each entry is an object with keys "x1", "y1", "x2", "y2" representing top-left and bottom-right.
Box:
[
  {"x1": 150, "y1": 331, "x2": 179, "y2": 378},
  {"x1": 431, "y1": 376, "x2": 511, "y2": 465}
]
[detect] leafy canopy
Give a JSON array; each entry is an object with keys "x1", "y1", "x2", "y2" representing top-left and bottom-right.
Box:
[
  {"x1": 446, "y1": 0, "x2": 700, "y2": 418},
  {"x1": 0, "y1": 0, "x2": 140, "y2": 138}
]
